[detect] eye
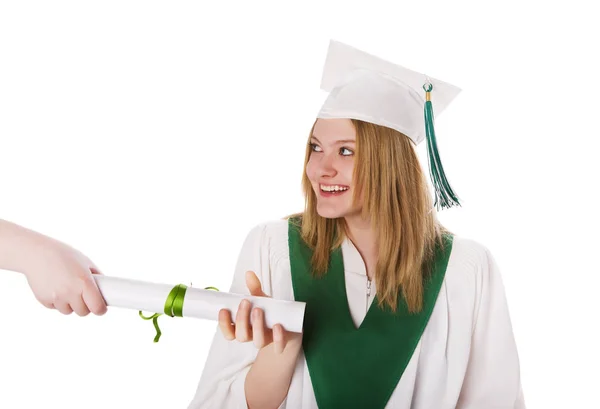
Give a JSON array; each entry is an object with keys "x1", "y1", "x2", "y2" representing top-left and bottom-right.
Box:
[
  {"x1": 340, "y1": 147, "x2": 354, "y2": 156},
  {"x1": 310, "y1": 143, "x2": 322, "y2": 152}
]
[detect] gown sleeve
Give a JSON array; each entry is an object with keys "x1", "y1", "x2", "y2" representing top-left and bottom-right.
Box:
[
  {"x1": 186, "y1": 223, "x2": 273, "y2": 409},
  {"x1": 456, "y1": 245, "x2": 526, "y2": 409}
]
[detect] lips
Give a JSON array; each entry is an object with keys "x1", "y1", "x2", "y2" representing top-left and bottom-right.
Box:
[{"x1": 320, "y1": 190, "x2": 347, "y2": 196}]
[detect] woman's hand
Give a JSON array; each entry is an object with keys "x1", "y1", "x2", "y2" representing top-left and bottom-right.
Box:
[
  {"x1": 218, "y1": 270, "x2": 302, "y2": 353},
  {"x1": 217, "y1": 271, "x2": 302, "y2": 408}
]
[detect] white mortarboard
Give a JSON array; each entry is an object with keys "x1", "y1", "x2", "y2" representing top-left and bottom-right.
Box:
[{"x1": 316, "y1": 40, "x2": 462, "y2": 210}]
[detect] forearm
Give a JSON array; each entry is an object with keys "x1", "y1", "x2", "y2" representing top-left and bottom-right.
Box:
[
  {"x1": 245, "y1": 342, "x2": 300, "y2": 409},
  {"x1": 0, "y1": 219, "x2": 53, "y2": 275}
]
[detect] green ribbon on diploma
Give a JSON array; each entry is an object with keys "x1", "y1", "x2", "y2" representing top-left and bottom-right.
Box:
[{"x1": 139, "y1": 285, "x2": 219, "y2": 342}]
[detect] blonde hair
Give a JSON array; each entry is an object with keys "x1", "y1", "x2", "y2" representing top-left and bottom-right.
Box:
[{"x1": 286, "y1": 119, "x2": 452, "y2": 314}]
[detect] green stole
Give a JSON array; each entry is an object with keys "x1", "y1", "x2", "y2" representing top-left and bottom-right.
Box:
[{"x1": 288, "y1": 219, "x2": 454, "y2": 409}]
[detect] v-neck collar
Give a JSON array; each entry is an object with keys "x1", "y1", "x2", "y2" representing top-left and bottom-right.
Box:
[
  {"x1": 337, "y1": 240, "x2": 377, "y2": 330},
  {"x1": 341, "y1": 236, "x2": 367, "y2": 276}
]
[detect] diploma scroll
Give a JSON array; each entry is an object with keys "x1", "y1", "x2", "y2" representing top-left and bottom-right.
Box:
[{"x1": 94, "y1": 275, "x2": 306, "y2": 333}]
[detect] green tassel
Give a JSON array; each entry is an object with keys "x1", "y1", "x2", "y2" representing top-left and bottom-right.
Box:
[{"x1": 423, "y1": 83, "x2": 461, "y2": 210}]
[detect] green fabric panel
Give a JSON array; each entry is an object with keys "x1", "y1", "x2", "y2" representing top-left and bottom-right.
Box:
[{"x1": 288, "y1": 218, "x2": 453, "y2": 409}]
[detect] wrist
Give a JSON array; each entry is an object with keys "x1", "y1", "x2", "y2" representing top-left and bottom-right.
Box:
[
  {"x1": 244, "y1": 344, "x2": 299, "y2": 409},
  {"x1": 0, "y1": 220, "x2": 57, "y2": 276}
]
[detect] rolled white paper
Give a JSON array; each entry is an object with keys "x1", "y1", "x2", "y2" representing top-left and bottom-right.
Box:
[{"x1": 94, "y1": 275, "x2": 306, "y2": 333}]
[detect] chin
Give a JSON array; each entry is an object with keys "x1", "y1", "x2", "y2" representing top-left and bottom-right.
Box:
[
  {"x1": 316, "y1": 206, "x2": 350, "y2": 219},
  {"x1": 317, "y1": 204, "x2": 364, "y2": 222}
]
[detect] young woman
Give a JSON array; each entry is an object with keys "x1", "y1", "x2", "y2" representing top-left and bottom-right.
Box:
[
  {"x1": 0, "y1": 218, "x2": 107, "y2": 316},
  {"x1": 188, "y1": 41, "x2": 525, "y2": 409}
]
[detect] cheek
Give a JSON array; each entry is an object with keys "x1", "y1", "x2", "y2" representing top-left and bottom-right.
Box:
[
  {"x1": 342, "y1": 161, "x2": 355, "y2": 183},
  {"x1": 305, "y1": 159, "x2": 317, "y2": 181}
]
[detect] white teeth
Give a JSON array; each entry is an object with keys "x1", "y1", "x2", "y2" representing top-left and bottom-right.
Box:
[{"x1": 320, "y1": 185, "x2": 349, "y2": 192}]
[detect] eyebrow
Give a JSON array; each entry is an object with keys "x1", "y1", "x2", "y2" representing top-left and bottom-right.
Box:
[{"x1": 311, "y1": 136, "x2": 356, "y2": 144}]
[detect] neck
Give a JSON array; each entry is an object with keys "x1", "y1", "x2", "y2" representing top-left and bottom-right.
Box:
[{"x1": 343, "y1": 214, "x2": 378, "y2": 280}]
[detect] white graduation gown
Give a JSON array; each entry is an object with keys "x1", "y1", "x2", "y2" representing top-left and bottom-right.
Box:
[{"x1": 188, "y1": 220, "x2": 526, "y2": 409}]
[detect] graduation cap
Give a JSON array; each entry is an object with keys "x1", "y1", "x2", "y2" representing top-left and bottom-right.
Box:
[{"x1": 317, "y1": 40, "x2": 462, "y2": 211}]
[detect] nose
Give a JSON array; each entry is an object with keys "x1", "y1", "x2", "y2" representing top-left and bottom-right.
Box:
[{"x1": 318, "y1": 152, "x2": 337, "y2": 178}]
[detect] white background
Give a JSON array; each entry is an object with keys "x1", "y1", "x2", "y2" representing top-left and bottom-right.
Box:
[{"x1": 1, "y1": 1, "x2": 598, "y2": 408}]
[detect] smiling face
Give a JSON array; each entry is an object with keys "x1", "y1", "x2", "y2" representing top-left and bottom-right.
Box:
[{"x1": 305, "y1": 118, "x2": 362, "y2": 219}]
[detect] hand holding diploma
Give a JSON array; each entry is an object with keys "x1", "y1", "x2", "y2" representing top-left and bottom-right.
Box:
[
  {"x1": 222, "y1": 271, "x2": 304, "y2": 409},
  {"x1": 218, "y1": 271, "x2": 303, "y2": 354},
  {"x1": 24, "y1": 242, "x2": 107, "y2": 317},
  {"x1": 0, "y1": 219, "x2": 107, "y2": 316}
]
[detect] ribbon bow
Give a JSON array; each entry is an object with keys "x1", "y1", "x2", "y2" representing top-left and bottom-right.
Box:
[{"x1": 139, "y1": 284, "x2": 219, "y2": 342}]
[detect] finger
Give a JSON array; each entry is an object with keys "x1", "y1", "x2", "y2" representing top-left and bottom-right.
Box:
[
  {"x1": 89, "y1": 261, "x2": 103, "y2": 275},
  {"x1": 70, "y1": 294, "x2": 91, "y2": 317},
  {"x1": 251, "y1": 308, "x2": 272, "y2": 349},
  {"x1": 235, "y1": 299, "x2": 252, "y2": 342},
  {"x1": 245, "y1": 271, "x2": 266, "y2": 297},
  {"x1": 82, "y1": 275, "x2": 108, "y2": 316},
  {"x1": 39, "y1": 300, "x2": 54, "y2": 309},
  {"x1": 273, "y1": 324, "x2": 285, "y2": 354},
  {"x1": 54, "y1": 301, "x2": 73, "y2": 315},
  {"x1": 34, "y1": 294, "x2": 55, "y2": 310},
  {"x1": 218, "y1": 309, "x2": 235, "y2": 340}
]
